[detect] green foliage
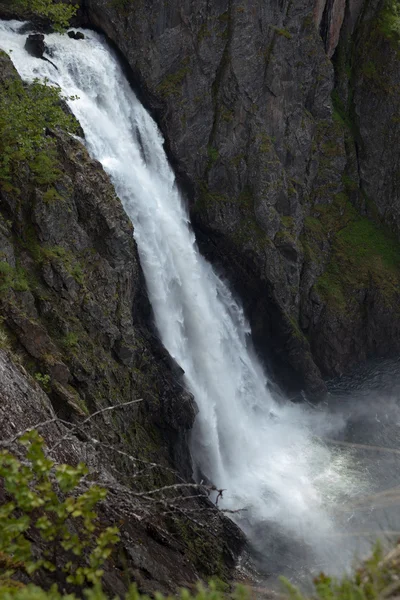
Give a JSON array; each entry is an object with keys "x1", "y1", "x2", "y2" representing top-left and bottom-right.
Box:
[
  {"x1": 0, "y1": 76, "x2": 78, "y2": 188},
  {"x1": 313, "y1": 195, "x2": 400, "y2": 311},
  {"x1": 20, "y1": 236, "x2": 85, "y2": 286},
  {"x1": 0, "y1": 262, "x2": 29, "y2": 293},
  {"x1": 0, "y1": 581, "x2": 250, "y2": 599},
  {"x1": 156, "y1": 59, "x2": 190, "y2": 98},
  {"x1": 272, "y1": 26, "x2": 292, "y2": 39},
  {"x1": 33, "y1": 372, "x2": 51, "y2": 391},
  {"x1": 377, "y1": 0, "x2": 400, "y2": 41},
  {"x1": 331, "y1": 90, "x2": 354, "y2": 133},
  {"x1": 62, "y1": 332, "x2": 79, "y2": 350},
  {"x1": 207, "y1": 146, "x2": 219, "y2": 165},
  {"x1": 0, "y1": 431, "x2": 119, "y2": 589},
  {"x1": 0, "y1": 432, "x2": 250, "y2": 599},
  {"x1": 10, "y1": 0, "x2": 77, "y2": 32}
]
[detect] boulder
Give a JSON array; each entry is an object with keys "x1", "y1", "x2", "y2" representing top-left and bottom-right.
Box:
[
  {"x1": 67, "y1": 30, "x2": 85, "y2": 40},
  {"x1": 24, "y1": 33, "x2": 46, "y2": 58}
]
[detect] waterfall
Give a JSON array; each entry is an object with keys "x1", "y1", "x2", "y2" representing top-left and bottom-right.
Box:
[{"x1": 0, "y1": 22, "x2": 372, "y2": 578}]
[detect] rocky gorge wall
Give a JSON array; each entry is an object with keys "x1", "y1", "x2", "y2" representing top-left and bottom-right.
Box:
[
  {"x1": 1, "y1": 0, "x2": 400, "y2": 589},
  {"x1": 0, "y1": 50, "x2": 244, "y2": 593},
  {"x1": 78, "y1": 0, "x2": 400, "y2": 400}
]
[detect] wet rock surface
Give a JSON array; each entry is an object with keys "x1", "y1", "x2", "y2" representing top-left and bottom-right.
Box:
[
  {"x1": 68, "y1": 30, "x2": 85, "y2": 40},
  {"x1": 24, "y1": 32, "x2": 45, "y2": 57}
]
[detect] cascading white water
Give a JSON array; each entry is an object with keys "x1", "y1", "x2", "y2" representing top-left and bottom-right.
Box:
[{"x1": 0, "y1": 22, "x2": 373, "y2": 578}]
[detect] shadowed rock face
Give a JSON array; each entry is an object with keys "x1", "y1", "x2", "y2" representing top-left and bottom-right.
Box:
[{"x1": 77, "y1": 0, "x2": 400, "y2": 399}]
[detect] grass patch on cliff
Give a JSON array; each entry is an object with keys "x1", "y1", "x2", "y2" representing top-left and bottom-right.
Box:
[
  {"x1": 272, "y1": 26, "x2": 292, "y2": 39},
  {"x1": 377, "y1": 0, "x2": 400, "y2": 41},
  {"x1": 0, "y1": 261, "x2": 29, "y2": 293},
  {"x1": 315, "y1": 203, "x2": 400, "y2": 311},
  {"x1": 157, "y1": 59, "x2": 190, "y2": 98},
  {"x1": 21, "y1": 228, "x2": 85, "y2": 286}
]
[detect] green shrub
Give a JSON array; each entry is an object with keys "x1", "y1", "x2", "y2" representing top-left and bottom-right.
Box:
[
  {"x1": 10, "y1": 0, "x2": 77, "y2": 31},
  {"x1": 0, "y1": 431, "x2": 119, "y2": 588},
  {"x1": 0, "y1": 581, "x2": 250, "y2": 599},
  {"x1": 0, "y1": 431, "x2": 250, "y2": 599},
  {"x1": 33, "y1": 372, "x2": 51, "y2": 391},
  {"x1": 0, "y1": 77, "x2": 78, "y2": 188},
  {"x1": 207, "y1": 147, "x2": 219, "y2": 165},
  {"x1": 378, "y1": 0, "x2": 400, "y2": 41},
  {"x1": 0, "y1": 262, "x2": 29, "y2": 293}
]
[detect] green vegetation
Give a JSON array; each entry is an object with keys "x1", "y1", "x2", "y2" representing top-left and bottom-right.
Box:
[
  {"x1": 207, "y1": 146, "x2": 219, "y2": 165},
  {"x1": 0, "y1": 262, "x2": 29, "y2": 293},
  {"x1": 21, "y1": 235, "x2": 85, "y2": 286},
  {"x1": 0, "y1": 582, "x2": 249, "y2": 599},
  {"x1": 1, "y1": 436, "x2": 400, "y2": 600},
  {"x1": 62, "y1": 332, "x2": 79, "y2": 350},
  {"x1": 281, "y1": 216, "x2": 295, "y2": 230},
  {"x1": 0, "y1": 431, "x2": 249, "y2": 599},
  {"x1": 10, "y1": 0, "x2": 77, "y2": 31},
  {"x1": 157, "y1": 59, "x2": 190, "y2": 98},
  {"x1": 0, "y1": 76, "x2": 78, "y2": 190},
  {"x1": 377, "y1": 0, "x2": 400, "y2": 41},
  {"x1": 198, "y1": 23, "x2": 211, "y2": 43},
  {"x1": 33, "y1": 372, "x2": 51, "y2": 391},
  {"x1": 331, "y1": 90, "x2": 354, "y2": 133},
  {"x1": 272, "y1": 26, "x2": 292, "y2": 40},
  {"x1": 0, "y1": 431, "x2": 120, "y2": 589},
  {"x1": 283, "y1": 543, "x2": 400, "y2": 600},
  {"x1": 307, "y1": 194, "x2": 400, "y2": 311}
]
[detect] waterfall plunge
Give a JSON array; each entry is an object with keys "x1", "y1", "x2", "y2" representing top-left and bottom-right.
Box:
[{"x1": 0, "y1": 22, "x2": 368, "y2": 579}]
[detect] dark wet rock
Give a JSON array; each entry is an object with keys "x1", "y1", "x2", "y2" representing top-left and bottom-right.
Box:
[
  {"x1": 24, "y1": 32, "x2": 45, "y2": 58},
  {"x1": 68, "y1": 30, "x2": 85, "y2": 40},
  {"x1": 23, "y1": 32, "x2": 58, "y2": 69}
]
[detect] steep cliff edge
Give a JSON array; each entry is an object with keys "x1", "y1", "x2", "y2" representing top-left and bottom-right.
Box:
[
  {"x1": 0, "y1": 52, "x2": 244, "y2": 592},
  {"x1": 81, "y1": 0, "x2": 400, "y2": 399}
]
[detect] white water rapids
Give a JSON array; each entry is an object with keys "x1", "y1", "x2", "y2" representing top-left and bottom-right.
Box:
[{"x1": 2, "y1": 21, "x2": 395, "y2": 581}]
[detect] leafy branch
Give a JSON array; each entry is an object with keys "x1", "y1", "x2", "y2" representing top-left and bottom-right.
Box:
[
  {"x1": 0, "y1": 75, "x2": 78, "y2": 190},
  {"x1": 10, "y1": 0, "x2": 77, "y2": 32}
]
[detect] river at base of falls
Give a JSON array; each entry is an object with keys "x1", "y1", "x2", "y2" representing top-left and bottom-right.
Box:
[
  {"x1": 252, "y1": 356, "x2": 400, "y2": 586},
  {"x1": 1, "y1": 20, "x2": 400, "y2": 586}
]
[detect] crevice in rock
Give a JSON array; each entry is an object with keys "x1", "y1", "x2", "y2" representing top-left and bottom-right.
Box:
[{"x1": 320, "y1": 0, "x2": 335, "y2": 51}]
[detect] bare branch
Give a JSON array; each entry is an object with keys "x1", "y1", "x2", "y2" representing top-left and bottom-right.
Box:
[
  {"x1": 0, "y1": 417, "x2": 61, "y2": 448},
  {"x1": 49, "y1": 399, "x2": 144, "y2": 453}
]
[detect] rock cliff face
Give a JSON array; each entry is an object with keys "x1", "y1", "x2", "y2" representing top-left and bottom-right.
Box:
[
  {"x1": 0, "y1": 53, "x2": 244, "y2": 592},
  {"x1": 81, "y1": 0, "x2": 400, "y2": 399}
]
